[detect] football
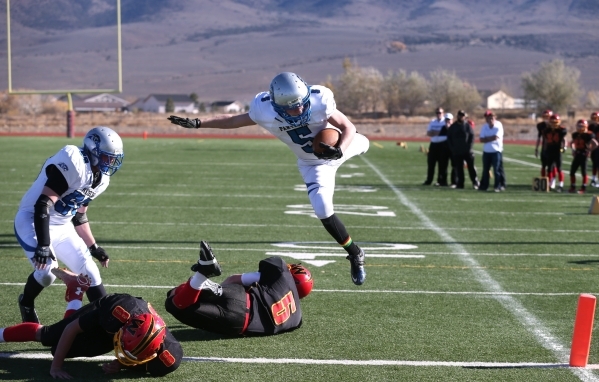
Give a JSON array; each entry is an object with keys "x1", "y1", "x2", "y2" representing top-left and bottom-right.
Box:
[{"x1": 312, "y1": 128, "x2": 340, "y2": 154}]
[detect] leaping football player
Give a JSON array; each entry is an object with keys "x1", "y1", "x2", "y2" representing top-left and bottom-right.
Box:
[{"x1": 168, "y1": 72, "x2": 369, "y2": 286}]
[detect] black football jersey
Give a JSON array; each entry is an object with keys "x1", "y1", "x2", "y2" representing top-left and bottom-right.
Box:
[{"x1": 245, "y1": 256, "x2": 303, "y2": 335}]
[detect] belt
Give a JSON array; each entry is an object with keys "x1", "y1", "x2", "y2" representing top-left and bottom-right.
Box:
[{"x1": 240, "y1": 292, "x2": 251, "y2": 335}]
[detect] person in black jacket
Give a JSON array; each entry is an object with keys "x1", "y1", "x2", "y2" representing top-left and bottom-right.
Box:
[{"x1": 447, "y1": 110, "x2": 479, "y2": 189}]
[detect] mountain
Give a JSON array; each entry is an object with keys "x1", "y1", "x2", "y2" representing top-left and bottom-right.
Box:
[{"x1": 1, "y1": 0, "x2": 598, "y2": 104}]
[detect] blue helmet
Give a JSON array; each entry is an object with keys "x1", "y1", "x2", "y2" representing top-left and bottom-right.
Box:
[
  {"x1": 82, "y1": 126, "x2": 124, "y2": 176},
  {"x1": 269, "y1": 72, "x2": 311, "y2": 127}
]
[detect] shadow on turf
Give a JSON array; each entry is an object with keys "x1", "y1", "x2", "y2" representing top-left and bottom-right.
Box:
[
  {"x1": 169, "y1": 325, "x2": 236, "y2": 342},
  {"x1": 568, "y1": 259, "x2": 599, "y2": 265},
  {"x1": 0, "y1": 357, "x2": 127, "y2": 381}
]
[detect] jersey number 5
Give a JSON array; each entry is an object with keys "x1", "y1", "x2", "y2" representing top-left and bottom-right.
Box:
[
  {"x1": 286, "y1": 126, "x2": 314, "y2": 153},
  {"x1": 270, "y1": 291, "x2": 297, "y2": 325}
]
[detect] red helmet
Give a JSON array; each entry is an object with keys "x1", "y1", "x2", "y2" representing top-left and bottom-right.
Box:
[
  {"x1": 287, "y1": 263, "x2": 313, "y2": 299},
  {"x1": 591, "y1": 112, "x2": 599, "y2": 123},
  {"x1": 114, "y1": 313, "x2": 166, "y2": 366},
  {"x1": 549, "y1": 114, "x2": 561, "y2": 128},
  {"x1": 577, "y1": 119, "x2": 588, "y2": 132},
  {"x1": 542, "y1": 110, "x2": 553, "y2": 120}
]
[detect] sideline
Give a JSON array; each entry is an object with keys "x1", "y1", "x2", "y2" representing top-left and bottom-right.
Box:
[{"x1": 360, "y1": 155, "x2": 599, "y2": 382}]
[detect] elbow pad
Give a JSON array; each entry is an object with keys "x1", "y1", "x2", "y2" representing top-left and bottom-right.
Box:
[
  {"x1": 34, "y1": 195, "x2": 54, "y2": 247},
  {"x1": 72, "y1": 211, "x2": 89, "y2": 227}
]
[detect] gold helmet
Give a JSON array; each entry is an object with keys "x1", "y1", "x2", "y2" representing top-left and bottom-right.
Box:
[{"x1": 114, "y1": 313, "x2": 166, "y2": 366}]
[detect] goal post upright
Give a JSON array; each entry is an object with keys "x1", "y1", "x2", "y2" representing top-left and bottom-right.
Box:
[{"x1": 5, "y1": 0, "x2": 123, "y2": 137}]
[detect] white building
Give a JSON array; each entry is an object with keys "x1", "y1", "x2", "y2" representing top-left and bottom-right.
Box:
[
  {"x1": 486, "y1": 90, "x2": 527, "y2": 109},
  {"x1": 210, "y1": 101, "x2": 244, "y2": 113},
  {"x1": 133, "y1": 94, "x2": 196, "y2": 113}
]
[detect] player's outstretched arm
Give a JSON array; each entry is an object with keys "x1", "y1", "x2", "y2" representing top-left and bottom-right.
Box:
[
  {"x1": 50, "y1": 319, "x2": 83, "y2": 379},
  {"x1": 168, "y1": 113, "x2": 256, "y2": 130}
]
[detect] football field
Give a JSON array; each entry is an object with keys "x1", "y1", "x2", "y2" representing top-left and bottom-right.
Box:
[{"x1": 1, "y1": 136, "x2": 599, "y2": 381}]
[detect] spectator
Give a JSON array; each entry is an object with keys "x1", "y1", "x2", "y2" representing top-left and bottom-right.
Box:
[
  {"x1": 447, "y1": 110, "x2": 479, "y2": 189},
  {"x1": 423, "y1": 107, "x2": 450, "y2": 186},
  {"x1": 478, "y1": 111, "x2": 505, "y2": 192}
]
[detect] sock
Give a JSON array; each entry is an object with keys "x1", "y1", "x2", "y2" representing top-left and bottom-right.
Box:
[
  {"x1": 1, "y1": 323, "x2": 41, "y2": 342},
  {"x1": 20, "y1": 273, "x2": 44, "y2": 307},
  {"x1": 583, "y1": 175, "x2": 588, "y2": 186},
  {"x1": 321, "y1": 214, "x2": 360, "y2": 257},
  {"x1": 570, "y1": 175, "x2": 576, "y2": 185},
  {"x1": 558, "y1": 171, "x2": 564, "y2": 183},
  {"x1": 85, "y1": 284, "x2": 106, "y2": 302},
  {"x1": 172, "y1": 280, "x2": 201, "y2": 309}
]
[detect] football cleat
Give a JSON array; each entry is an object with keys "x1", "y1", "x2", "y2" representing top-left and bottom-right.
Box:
[
  {"x1": 346, "y1": 247, "x2": 366, "y2": 286},
  {"x1": 18, "y1": 294, "x2": 39, "y2": 324},
  {"x1": 191, "y1": 241, "x2": 222, "y2": 278},
  {"x1": 557, "y1": 186, "x2": 563, "y2": 193},
  {"x1": 51, "y1": 268, "x2": 91, "y2": 302},
  {"x1": 568, "y1": 186, "x2": 576, "y2": 194}
]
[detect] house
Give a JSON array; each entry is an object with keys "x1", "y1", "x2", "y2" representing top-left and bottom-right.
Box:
[
  {"x1": 486, "y1": 90, "x2": 527, "y2": 110},
  {"x1": 210, "y1": 101, "x2": 244, "y2": 113},
  {"x1": 58, "y1": 93, "x2": 130, "y2": 112},
  {"x1": 133, "y1": 94, "x2": 196, "y2": 113}
]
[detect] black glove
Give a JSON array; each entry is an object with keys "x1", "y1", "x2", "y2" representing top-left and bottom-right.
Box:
[
  {"x1": 33, "y1": 246, "x2": 56, "y2": 265},
  {"x1": 314, "y1": 143, "x2": 343, "y2": 160},
  {"x1": 167, "y1": 115, "x2": 201, "y2": 129},
  {"x1": 89, "y1": 244, "x2": 109, "y2": 262}
]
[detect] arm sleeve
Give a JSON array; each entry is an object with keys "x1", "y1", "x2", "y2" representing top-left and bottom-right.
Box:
[
  {"x1": 44, "y1": 164, "x2": 69, "y2": 196},
  {"x1": 240, "y1": 272, "x2": 261, "y2": 287}
]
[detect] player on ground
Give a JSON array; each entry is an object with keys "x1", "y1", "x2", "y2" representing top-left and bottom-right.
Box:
[
  {"x1": 165, "y1": 241, "x2": 311, "y2": 336},
  {"x1": 541, "y1": 114, "x2": 568, "y2": 192},
  {"x1": 14, "y1": 127, "x2": 124, "y2": 324},
  {"x1": 569, "y1": 120, "x2": 598, "y2": 194},
  {"x1": 0, "y1": 269, "x2": 182, "y2": 378},
  {"x1": 587, "y1": 112, "x2": 599, "y2": 186},
  {"x1": 167, "y1": 72, "x2": 368, "y2": 285}
]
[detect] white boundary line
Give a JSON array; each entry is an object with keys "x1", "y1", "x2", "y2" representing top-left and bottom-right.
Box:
[
  {"x1": 360, "y1": 155, "x2": 599, "y2": 381},
  {"x1": 0, "y1": 352, "x2": 588, "y2": 368}
]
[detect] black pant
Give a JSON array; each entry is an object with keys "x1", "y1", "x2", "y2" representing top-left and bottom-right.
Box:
[
  {"x1": 451, "y1": 152, "x2": 478, "y2": 188},
  {"x1": 425, "y1": 141, "x2": 450, "y2": 185}
]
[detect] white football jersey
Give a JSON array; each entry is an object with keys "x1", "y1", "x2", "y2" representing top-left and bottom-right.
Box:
[
  {"x1": 18, "y1": 145, "x2": 110, "y2": 225},
  {"x1": 249, "y1": 85, "x2": 337, "y2": 162}
]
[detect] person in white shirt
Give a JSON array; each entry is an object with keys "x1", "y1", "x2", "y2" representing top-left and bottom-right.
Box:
[
  {"x1": 478, "y1": 110, "x2": 506, "y2": 192},
  {"x1": 423, "y1": 107, "x2": 450, "y2": 186},
  {"x1": 167, "y1": 72, "x2": 368, "y2": 286}
]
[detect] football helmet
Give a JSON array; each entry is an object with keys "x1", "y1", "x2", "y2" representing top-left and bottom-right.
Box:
[
  {"x1": 287, "y1": 263, "x2": 313, "y2": 299},
  {"x1": 577, "y1": 119, "x2": 588, "y2": 133},
  {"x1": 82, "y1": 126, "x2": 124, "y2": 176},
  {"x1": 542, "y1": 110, "x2": 553, "y2": 120},
  {"x1": 549, "y1": 114, "x2": 561, "y2": 128},
  {"x1": 269, "y1": 72, "x2": 311, "y2": 127},
  {"x1": 114, "y1": 313, "x2": 166, "y2": 366},
  {"x1": 591, "y1": 112, "x2": 599, "y2": 123}
]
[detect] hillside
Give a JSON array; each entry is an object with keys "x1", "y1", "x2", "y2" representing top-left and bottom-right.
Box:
[{"x1": 0, "y1": 0, "x2": 598, "y2": 104}]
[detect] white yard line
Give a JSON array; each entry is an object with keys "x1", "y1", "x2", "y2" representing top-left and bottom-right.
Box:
[
  {"x1": 0, "y1": 352, "x2": 585, "y2": 369},
  {"x1": 360, "y1": 155, "x2": 599, "y2": 381}
]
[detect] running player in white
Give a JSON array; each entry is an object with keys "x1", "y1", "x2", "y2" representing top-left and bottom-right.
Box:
[
  {"x1": 168, "y1": 72, "x2": 369, "y2": 285},
  {"x1": 14, "y1": 127, "x2": 124, "y2": 323}
]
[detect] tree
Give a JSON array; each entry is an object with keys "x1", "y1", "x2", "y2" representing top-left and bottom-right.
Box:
[
  {"x1": 165, "y1": 98, "x2": 174, "y2": 113},
  {"x1": 428, "y1": 69, "x2": 481, "y2": 113},
  {"x1": 190, "y1": 92, "x2": 199, "y2": 108},
  {"x1": 335, "y1": 62, "x2": 383, "y2": 115},
  {"x1": 382, "y1": 70, "x2": 428, "y2": 116},
  {"x1": 521, "y1": 59, "x2": 581, "y2": 114}
]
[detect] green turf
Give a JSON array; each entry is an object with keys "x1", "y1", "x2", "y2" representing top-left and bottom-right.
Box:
[{"x1": 1, "y1": 136, "x2": 598, "y2": 381}]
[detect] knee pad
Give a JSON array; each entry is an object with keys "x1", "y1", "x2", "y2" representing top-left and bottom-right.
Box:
[{"x1": 34, "y1": 267, "x2": 57, "y2": 288}]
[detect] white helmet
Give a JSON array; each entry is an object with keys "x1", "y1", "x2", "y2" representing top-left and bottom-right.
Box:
[
  {"x1": 82, "y1": 126, "x2": 124, "y2": 176},
  {"x1": 269, "y1": 72, "x2": 311, "y2": 127}
]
